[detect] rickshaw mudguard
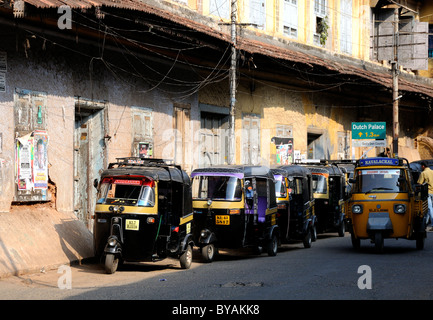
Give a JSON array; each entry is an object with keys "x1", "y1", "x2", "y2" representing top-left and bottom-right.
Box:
[
  {"x1": 180, "y1": 233, "x2": 194, "y2": 254},
  {"x1": 198, "y1": 230, "x2": 217, "y2": 245},
  {"x1": 104, "y1": 243, "x2": 122, "y2": 255},
  {"x1": 264, "y1": 225, "x2": 280, "y2": 241},
  {"x1": 367, "y1": 212, "x2": 393, "y2": 232}
]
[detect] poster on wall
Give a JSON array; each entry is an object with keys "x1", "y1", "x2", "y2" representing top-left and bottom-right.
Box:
[
  {"x1": 138, "y1": 142, "x2": 153, "y2": 158},
  {"x1": 16, "y1": 133, "x2": 33, "y2": 190},
  {"x1": 272, "y1": 137, "x2": 294, "y2": 165},
  {"x1": 33, "y1": 130, "x2": 49, "y2": 189}
]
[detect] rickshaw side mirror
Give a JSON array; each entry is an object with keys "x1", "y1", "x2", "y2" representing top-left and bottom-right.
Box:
[
  {"x1": 349, "y1": 178, "x2": 356, "y2": 184},
  {"x1": 93, "y1": 179, "x2": 99, "y2": 189}
]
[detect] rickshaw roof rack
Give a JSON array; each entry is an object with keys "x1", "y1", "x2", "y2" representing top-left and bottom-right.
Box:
[
  {"x1": 294, "y1": 159, "x2": 327, "y2": 164},
  {"x1": 271, "y1": 165, "x2": 312, "y2": 177},
  {"x1": 192, "y1": 165, "x2": 274, "y2": 179},
  {"x1": 103, "y1": 157, "x2": 190, "y2": 184},
  {"x1": 327, "y1": 159, "x2": 357, "y2": 164},
  {"x1": 109, "y1": 157, "x2": 182, "y2": 170}
]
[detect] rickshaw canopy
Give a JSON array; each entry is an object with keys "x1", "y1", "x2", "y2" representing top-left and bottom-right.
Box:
[{"x1": 102, "y1": 158, "x2": 190, "y2": 185}]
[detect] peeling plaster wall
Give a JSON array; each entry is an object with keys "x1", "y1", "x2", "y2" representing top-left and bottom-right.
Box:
[{"x1": 0, "y1": 40, "x2": 201, "y2": 214}]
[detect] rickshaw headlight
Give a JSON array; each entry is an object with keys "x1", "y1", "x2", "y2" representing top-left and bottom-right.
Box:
[
  {"x1": 200, "y1": 230, "x2": 209, "y2": 238},
  {"x1": 352, "y1": 204, "x2": 363, "y2": 214},
  {"x1": 394, "y1": 204, "x2": 406, "y2": 214}
]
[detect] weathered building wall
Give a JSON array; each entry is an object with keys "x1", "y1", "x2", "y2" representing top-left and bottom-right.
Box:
[{"x1": 0, "y1": 36, "x2": 201, "y2": 218}]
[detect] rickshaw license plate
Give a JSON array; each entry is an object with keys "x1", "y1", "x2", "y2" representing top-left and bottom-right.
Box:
[
  {"x1": 216, "y1": 215, "x2": 230, "y2": 225},
  {"x1": 125, "y1": 219, "x2": 140, "y2": 231}
]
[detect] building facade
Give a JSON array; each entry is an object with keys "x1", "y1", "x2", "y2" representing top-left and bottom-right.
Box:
[{"x1": 0, "y1": 0, "x2": 432, "y2": 229}]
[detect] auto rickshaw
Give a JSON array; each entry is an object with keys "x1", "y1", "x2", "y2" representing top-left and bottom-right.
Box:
[
  {"x1": 346, "y1": 157, "x2": 428, "y2": 252},
  {"x1": 93, "y1": 158, "x2": 194, "y2": 273},
  {"x1": 329, "y1": 160, "x2": 356, "y2": 198},
  {"x1": 271, "y1": 165, "x2": 316, "y2": 248},
  {"x1": 191, "y1": 165, "x2": 279, "y2": 262},
  {"x1": 300, "y1": 161, "x2": 347, "y2": 236},
  {"x1": 409, "y1": 159, "x2": 433, "y2": 183}
]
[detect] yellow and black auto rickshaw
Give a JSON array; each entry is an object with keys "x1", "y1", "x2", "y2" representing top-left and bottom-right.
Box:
[
  {"x1": 271, "y1": 165, "x2": 317, "y2": 248},
  {"x1": 93, "y1": 158, "x2": 194, "y2": 273},
  {"x1": 347, "y1": 157, "x2": 428, "y2": 252},
  {"x1": 191, "y1": 165, "x2": 279, "y2": 262},
  {"x1": 301, "y1": 161, "x2": 347, "y2": 237}
]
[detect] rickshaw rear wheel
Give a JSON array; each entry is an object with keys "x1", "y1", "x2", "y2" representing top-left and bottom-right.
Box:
[
  {"x1": 201, "y1": 244, "x2": 216, "y2": 262},
  {"x1": 180, "y1": 245, "x2": 193, "y2": 269},
  {"x1": 104, "y1": 254, "x2": 119, "y2": 274},
  {"x1": 374, "y1": 232, "x2": 384, "y2": 253},
  {"x1": 267, "y1": 234, "x2": 278, "y2": 256},
  {"x1": 303, "y1": 228, "x2": 312, "y2": 248}
]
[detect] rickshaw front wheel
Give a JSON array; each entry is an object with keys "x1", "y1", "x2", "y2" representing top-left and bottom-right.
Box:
[
  {"x1": 180, "y1": 245, "x2": 193, "y2": 269},
  {"x1": 104, "y1": 254, "x2": 119, "y2": 274},
  {"x1": 374, "y1": 232, "x2": 384, "y2": 253},
  {"x1": 303, "y1": 228, "x2": 312, "y2": 248},
  {"x1": 267, "y1": 233, "x2": 278, "y2": 256},
  {"x1": 201, "y1": 244, "x2": 216, "y2": 262}
]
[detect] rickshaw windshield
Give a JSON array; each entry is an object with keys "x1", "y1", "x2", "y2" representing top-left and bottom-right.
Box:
[
  {"x1": 354, "y1": 169, "x2": 407, "y2": 193},
  {"x1": 312, "y1": 174, "x2": 327, "y2": 194},
  {"x1": 97, "y1": 178, "x2": 155, "y2": 206},
  {"x1": 274, "y1": 176, "x2": 287, "y2": 197},
  {"x1": 192, "y1": 175, "x2": 242, "y2": 201}
]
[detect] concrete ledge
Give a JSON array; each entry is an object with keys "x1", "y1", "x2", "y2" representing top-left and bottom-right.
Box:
[{"x1": 0, "y1": 205, "x2": 94, "y2": 278}]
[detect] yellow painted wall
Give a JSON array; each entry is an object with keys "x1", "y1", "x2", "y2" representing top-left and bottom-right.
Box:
[{"x1": 419, "y1": 1, "x2": 433, "y2": 78}]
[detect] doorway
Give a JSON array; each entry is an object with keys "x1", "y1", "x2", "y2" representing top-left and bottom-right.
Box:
[
  {"x1": 307, "y1": 128, "x2": 328, "y2": 160},
  {"x1": 74, "y1": 98, "x2": 107, "y2": 229}
]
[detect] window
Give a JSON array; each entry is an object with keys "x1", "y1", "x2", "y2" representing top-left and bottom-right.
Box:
[
  {"x1": 274, "y1": 175, "x2": 287, "y2": 198},
  {"x1": 312, "y1": 174, "x2": 328, "y2": 194},
  {"x1": 132, "y1": 106, "x2": 153, "y2": 158},
  {"x1": 313, "y1": 0, "x2": 327, "y2": 46},
  {"x1": 98, "y1": 178, "x2": 156, "y2": 207},
  {"x1": 340, "y1": 0, "x2": 352, "y2": 54},
  {"x1": 355, "y1": 169, "x2": 407, "y2": 193},
  {"x1": 0, "y1": 51, "x2": 5, "y2": 92},
  {"x1": 192, "y1": 175, "x2": 242, "y2": 201},
  {"x1": 209, "y1": 0, "x2": 230, "y2": 20},
  {"x1": 314, "y1": 0, "x2": 326, "y2": 17},
  {"x1": 429, "y1": 24, "x2": 433, "y2": 58},
  {"x1": 283, "y1": 0, "x2": 298, "y2": 39},
  {"x1": 242, "y1": 113, "x2": 260, "y2": 165},
  {"x1": 249, "y1": 0, "x2": 266, "y2": 30}
]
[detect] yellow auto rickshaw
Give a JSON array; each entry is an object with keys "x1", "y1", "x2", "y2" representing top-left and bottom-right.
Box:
[
  {"x1": 191, "y1": 165, "x2": 279, "y2": 262},
  {"x1": 93, "y1": 158, "x2": 194, "y2": 273},
  {"x1": 346, "y1": 157, "x2": 428, "y2": 252}
]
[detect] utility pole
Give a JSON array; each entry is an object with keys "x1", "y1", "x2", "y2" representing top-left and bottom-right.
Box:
[
  {"x1": 392, "y1": 8, "x2": 399, "y2": 157},
  {"x1": 228, "y1": 0, "x2": 237, "y2": 165}
]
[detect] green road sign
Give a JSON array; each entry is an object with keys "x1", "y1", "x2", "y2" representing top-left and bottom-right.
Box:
[{"x1": 351, "y1": 122, "x2": 386, "y2": 140}]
